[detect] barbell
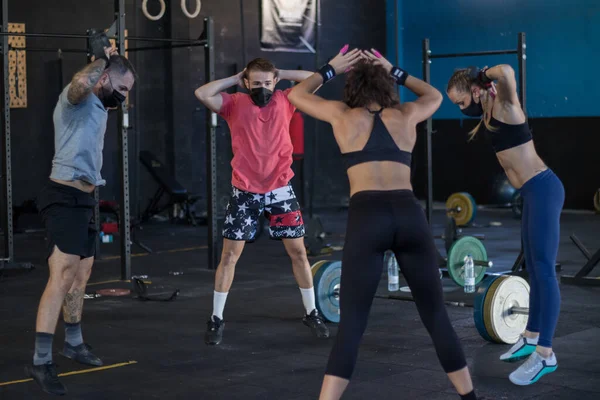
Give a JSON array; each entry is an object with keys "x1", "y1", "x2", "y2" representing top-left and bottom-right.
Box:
[
  {"x1": 446, "y1": 192, "x2": 477, "y2": 226},
  {"x1": 311, "y1": 259, "x2": 529, "y2": 345}
]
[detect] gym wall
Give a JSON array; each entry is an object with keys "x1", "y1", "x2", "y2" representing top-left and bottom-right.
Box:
[
  {"x1": 386, "y1": 0, "x2": 600, "y2": 209},
  {"x1": 9, "y1": 0, "x2": 386, "y2": 219},
  {"x1": 12, "y1": 0, "x2": 385, "y2": 218}
]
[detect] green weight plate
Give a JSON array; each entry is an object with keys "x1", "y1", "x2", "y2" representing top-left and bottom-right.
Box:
[
  {"x1": 313, "y1": 260, "x2": 341, "y2": 324},
  {"x1": 594, "y1": 190, "x2": 600, "y2": 213},
  {"x1": 447, "y1": 236, "x2": 487, "y2": 287},
  {"x1": 473, "y1": 275, "x2": 502, "y2": 343},
  {"x1": 483, "y1": 275, "x2": 530, "y2": 345}
]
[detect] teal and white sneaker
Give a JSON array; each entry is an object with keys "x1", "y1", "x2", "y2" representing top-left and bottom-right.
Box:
[
  {"x1": 500, "y1": 335, "x2": 537, "y2": 362},
  {"x1": 509, "y1": 351, "x2": 558, "y2": 386}
]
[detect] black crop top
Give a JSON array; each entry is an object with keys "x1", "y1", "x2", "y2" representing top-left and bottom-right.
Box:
[
  {"x1": 486, "y1": 116, "x2": 533, "y2": 153},
  {"x1": 341, "y1": 108, "x2": 412, "y2": 170}
]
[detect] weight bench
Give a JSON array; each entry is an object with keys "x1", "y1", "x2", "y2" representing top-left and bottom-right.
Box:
[
  {"x1": 560, "y1": 234, "x2": 600, "y2": 286},
  {"x1": 139, "y1": 151, "x2": 202, "y2": 225}
]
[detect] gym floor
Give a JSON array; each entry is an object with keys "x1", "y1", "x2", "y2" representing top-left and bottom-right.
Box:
[{"x1": 1, "y1": 205, "x2": 599, "y2": 399}]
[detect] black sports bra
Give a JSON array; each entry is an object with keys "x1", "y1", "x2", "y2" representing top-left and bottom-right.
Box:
[
  {"x1": 485, "y1": 116, "x2": 532, "y2": 153},
  {"x1": 341, "y1": 108, "x2": 412, "y2": 170}
]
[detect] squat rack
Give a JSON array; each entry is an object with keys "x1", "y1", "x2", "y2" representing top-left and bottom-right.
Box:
[
  {"x1": 0, "y1": 0, "x2": 215, "y2": 280},
  {"x1": 421, "y1": 32, "x2": 527, "y2": 225}
]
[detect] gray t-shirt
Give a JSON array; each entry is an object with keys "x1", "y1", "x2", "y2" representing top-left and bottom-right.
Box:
[{"x1": 49, "y1": 84, "x2": 108, "y2": 186}]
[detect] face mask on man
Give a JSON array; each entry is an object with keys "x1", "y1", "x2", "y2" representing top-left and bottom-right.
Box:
[
  {"x1": 249, "y1": 87, "x2": 273, "y2": 107},
  {"x1": 100, "y1": 74, "x2": 126, "y2": 109}
]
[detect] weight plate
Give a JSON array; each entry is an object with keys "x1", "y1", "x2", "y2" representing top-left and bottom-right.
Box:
[
  {"x1": 483, "y1": 276, "x2": 530, "y2": 344},
  {"x1": 473, "y1": 275, "x2": 503, "y2": 343},
  {"x1": 313, "y1": 260, "x2": 341, "y2": 323},
  {"x1": 594, "y1": 190, "x2": 600, "y2": 213},
  {"x1": 463, "y1": 192, "x2": 478, "y2": 224},
  {"x1": 446, "y1": 192, "x2": 476, "y2": 226},
  {"x1": 310, "y1": 260, "x2": 329, "y2": 277},
  {"x1": 447, "y1": 236, "x2": 487, "y2": 287}
]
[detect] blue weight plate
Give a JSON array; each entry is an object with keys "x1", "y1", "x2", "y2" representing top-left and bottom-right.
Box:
[
  {"x1": 313, "y1": 260, "x2": 341, "y2": 324},
  {"x1": 462, "y1": 192, "x2": 478, "y2": 225},
  {"x1": 473, "y1": 275, "x2": 502, "y2": 343}
]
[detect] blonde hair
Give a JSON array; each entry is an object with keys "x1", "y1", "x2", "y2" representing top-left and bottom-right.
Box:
[{"x1": 447, "y1": 69, "x2": 496, "y2": 140}]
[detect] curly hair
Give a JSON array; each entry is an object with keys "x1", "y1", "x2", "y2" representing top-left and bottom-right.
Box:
[
  {"x1": 343, "y1": 59, "x2": 399, "y2": 109},
  {"x1": 447, "y1": 69, "x2": 496, "y2": 138}
]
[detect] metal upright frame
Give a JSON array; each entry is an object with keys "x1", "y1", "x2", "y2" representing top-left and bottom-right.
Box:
[
  {"x1": 421, "y1": 32, "x2": 526, "y2": 224},
  {"x1": 204, "y1": 17, "x2": 218, "y2": 270},
  {"x1": 0, "y1": 0, "x2": 215, "y2": 276},
  {"x1": 307, "y1": 0, "x2": 321, "y2": 219}
]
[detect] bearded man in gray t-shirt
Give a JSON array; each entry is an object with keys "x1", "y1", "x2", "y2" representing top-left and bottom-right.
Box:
[{"x1": 26, "y1": 45, "x2": 136, "y2": 396}]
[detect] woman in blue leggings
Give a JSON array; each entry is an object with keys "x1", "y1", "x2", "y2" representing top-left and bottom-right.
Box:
[{"x1": 447, "y1": 65, "x2": 564, "y2": 386}]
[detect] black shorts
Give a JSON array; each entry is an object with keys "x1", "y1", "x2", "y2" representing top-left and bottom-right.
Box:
[
  {"x1": 222, "y1": 184, "x2": 305, "y2": 241},
  {"x1": 37, "y1": 180, "x2": 98, "y2": 259}
]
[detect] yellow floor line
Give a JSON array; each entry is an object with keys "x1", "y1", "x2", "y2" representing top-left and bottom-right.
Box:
[{"x1": 0, "y1": 361, "x2": 138, "y2": 387}]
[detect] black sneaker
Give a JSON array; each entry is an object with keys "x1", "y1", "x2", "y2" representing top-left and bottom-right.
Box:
[
  {"x1": 303, "y1": 309, "x2": 330, "y2": 338},
  {"x1": 205, "y1": 316, "x2": 225, "y2": 345},
  {"x1": 25, "y1": 362, "x2": 67, "y2": 396},
  {"x1": 60, "y1": 343, "x2": 103, "y2": 366}
]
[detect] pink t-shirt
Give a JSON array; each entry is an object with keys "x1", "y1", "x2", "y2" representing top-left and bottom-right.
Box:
[{"x1": 218, "y1": 88, "x2": 296, "y2": 194}]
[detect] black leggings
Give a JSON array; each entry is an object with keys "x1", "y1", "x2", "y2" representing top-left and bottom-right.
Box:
[{"x1": 325, "y1": 190, "x2": 467, "y2": 379}]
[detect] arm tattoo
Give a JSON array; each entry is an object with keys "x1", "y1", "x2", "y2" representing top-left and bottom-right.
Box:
[
  {"x1": 63, "y1": 288, "x2": 85, "y2": 323},
  {"x1": 67, "y1": 60, "x2": 107, "y2": 105}
]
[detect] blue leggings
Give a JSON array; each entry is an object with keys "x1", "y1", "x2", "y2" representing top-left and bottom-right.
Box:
[{"x1": 521, "y1": 169, "x2": 564, "y2": 348}]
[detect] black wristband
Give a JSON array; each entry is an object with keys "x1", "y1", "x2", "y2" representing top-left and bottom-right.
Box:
[
  {"x1": 390, "y1": 66, "x2": 409, "y2": 85},
  {"x1": 317, "y1": 64, "x2": 336, "y2": 84},
  {"x1": 479, "y1": 68, "x2": 492, "y2": 86}
]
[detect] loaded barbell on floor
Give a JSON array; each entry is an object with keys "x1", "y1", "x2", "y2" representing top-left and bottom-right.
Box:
[
  {"x1": 446, "y1": 192, "x2": 477, "y2": 226},
  {"x1": 443, "y1": 236, "x2": 493, "y2": 287},
  {"x1": 311, "y1": 260, "x2": 528, "y2": 344}
]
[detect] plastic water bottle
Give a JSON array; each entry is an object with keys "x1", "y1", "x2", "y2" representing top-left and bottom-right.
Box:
[
  {"x1": 464, "y1": 254, "x2": 475, "y2": 293},
  {"x1": 387, "y1": 252, "x2": 399, "y2": 292}
]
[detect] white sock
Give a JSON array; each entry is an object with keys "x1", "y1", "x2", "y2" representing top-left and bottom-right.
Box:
[
  {"x1": 524, "y1": 335, "x2": 539, "y2": 345},
  {"x1": 212, "y1": 291, "x2": 228, "y2": 320},
  {"x1": 299, "y1": 287, "x2": 316, "y2": 315}
]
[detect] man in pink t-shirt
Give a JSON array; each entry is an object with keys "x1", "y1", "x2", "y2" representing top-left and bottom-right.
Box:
[{"x1": 195, "y1": 58, "x2": 330, "y2": 345}]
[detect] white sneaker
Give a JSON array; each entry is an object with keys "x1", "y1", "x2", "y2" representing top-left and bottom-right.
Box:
[
  {"x1": 509, "y1": 351, "x2": 558, "y2": 386},
  {"x1": 500, "y1": 335, "x2": 537, "y2": 362}
]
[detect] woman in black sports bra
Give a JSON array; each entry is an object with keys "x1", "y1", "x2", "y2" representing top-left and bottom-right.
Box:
[
  {"x1": 288, "y1": 47, "x2": 477, "y2": 400},
  {"x1": 447, "y1": 66, "x2": 564, "y2": 386}
]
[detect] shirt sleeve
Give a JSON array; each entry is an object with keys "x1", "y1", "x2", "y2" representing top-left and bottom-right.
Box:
[
  {"x1": 282, "y1": 87, "x2": 297, "y2": 114},
  {"x1": 218, "y1": 92, "x2": 236, "y2": 120}
]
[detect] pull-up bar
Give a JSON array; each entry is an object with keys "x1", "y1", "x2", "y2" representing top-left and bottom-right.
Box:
[
  {"x1": 420, "y1": 32, "x2": 527, "y2": 225},
  {"x1": 429, "y1": 49, "x2": 518, "y2": 59},
  {"x1": 0, "y1": 31, "x2": 207, "y2": 45}
]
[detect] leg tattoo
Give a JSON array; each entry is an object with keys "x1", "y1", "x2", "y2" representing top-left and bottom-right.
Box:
[{"x1": 62, "y1": 288, "x2": 84, "y2": 323}]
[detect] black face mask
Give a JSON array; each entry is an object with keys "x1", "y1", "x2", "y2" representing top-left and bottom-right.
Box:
[
  {"x1": 100, "y1": 76, "x2": 126, "y2": 109},
  {"x1": 249, "y1": 87, "x2": 273, "y2": 107},
  {"x1": 460, "y1": 93, "x2": 483, "y2": 117}
]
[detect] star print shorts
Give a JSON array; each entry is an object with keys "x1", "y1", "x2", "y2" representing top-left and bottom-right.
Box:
[{"x1": 222, "y1": 183, "x2": 305, "y2": 241}]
